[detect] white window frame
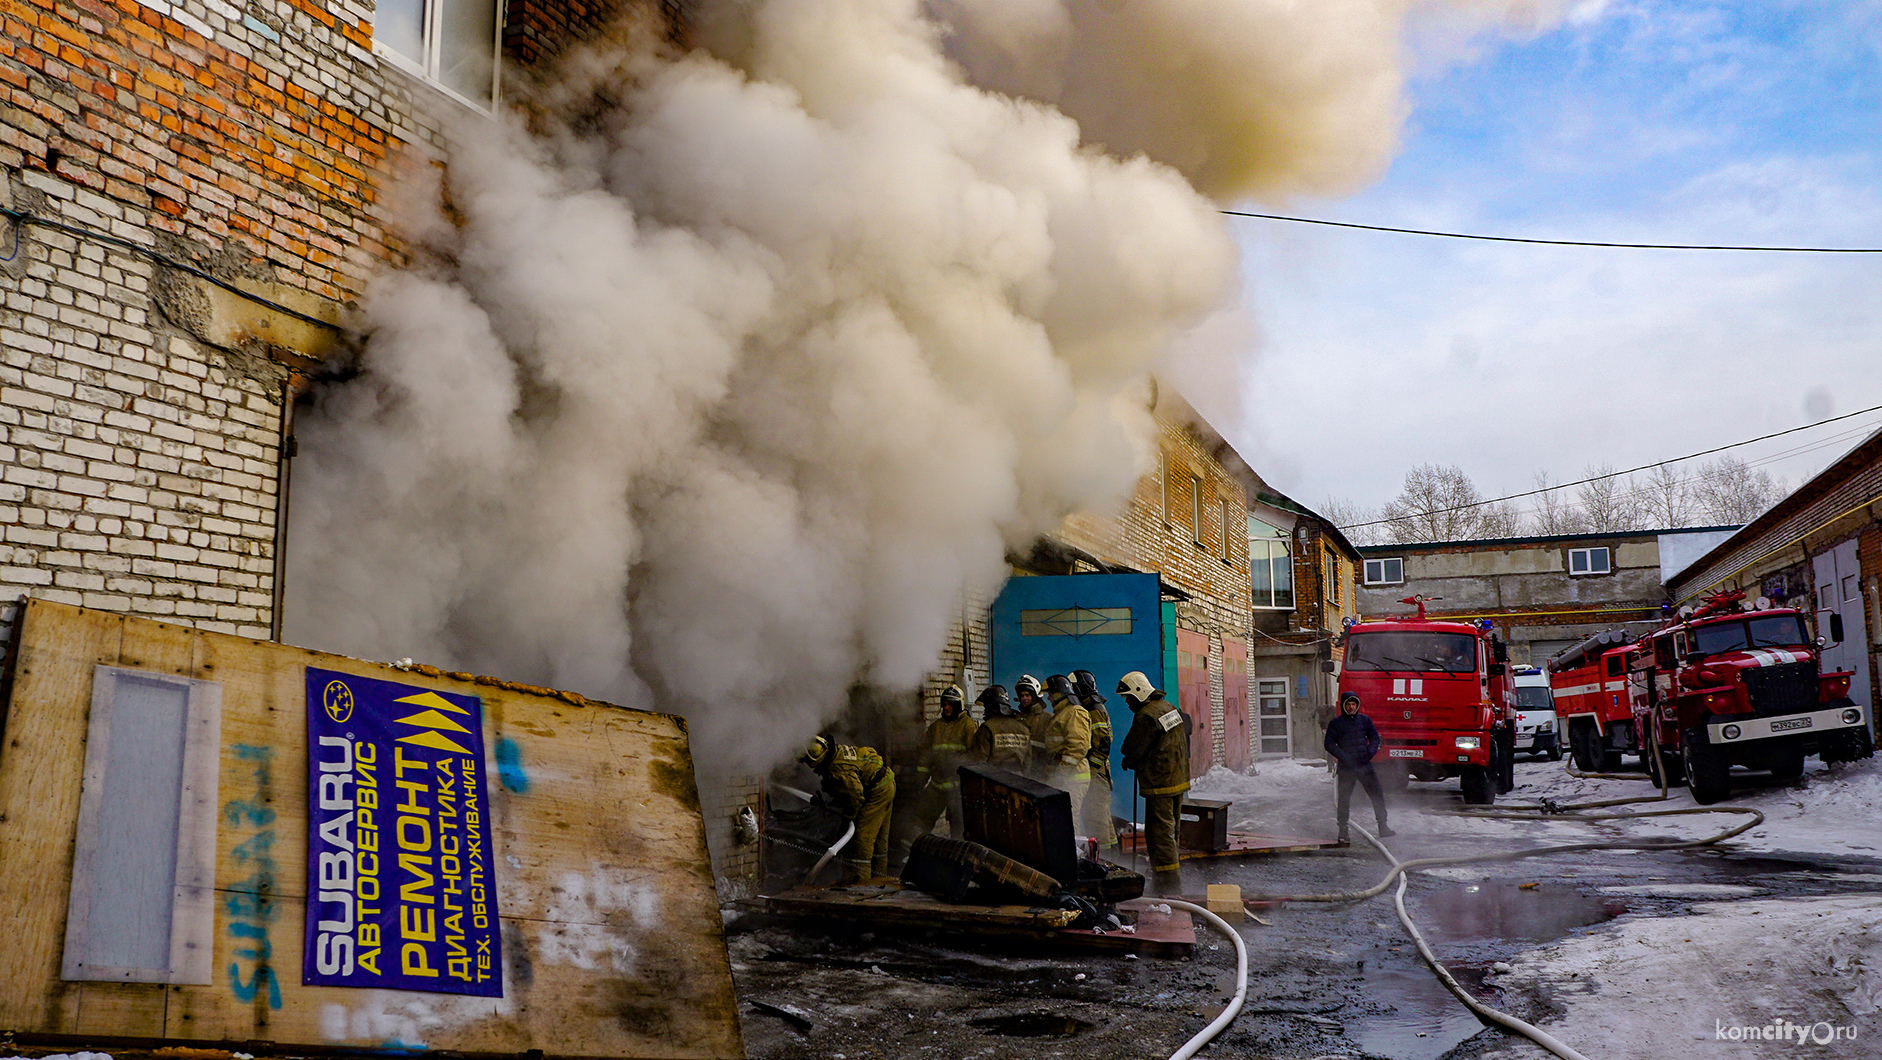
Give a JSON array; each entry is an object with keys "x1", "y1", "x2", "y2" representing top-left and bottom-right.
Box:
[
  {"x1": 373, "y1": 0, "x2": 507, "y2": 112},
  {"x1": 1249, "y1": 534, "x2": 1293, "y2": 610},
  {"x1": 1364, "y1": 557, "x2": 1404, "y2": 586},
  {"x1": 1568, "y1": 546, "x2": 1612, "y2": 576},
  {"x1": 1255, "y1": 677, "x2": 1291, "y2": 756}
]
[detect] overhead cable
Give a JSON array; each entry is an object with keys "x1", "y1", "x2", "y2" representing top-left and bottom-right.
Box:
[
  {"x1": 1221, "y1": 209, "x2": 1882, "y2": 253},
  {"x1": 1339, "y1": 404, "x2": 1882, "y2": 531}
]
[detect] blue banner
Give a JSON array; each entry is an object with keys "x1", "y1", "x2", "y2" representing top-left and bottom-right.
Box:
[{"x1": 303, "y1": 667, "x2": 502, "y2": 996}]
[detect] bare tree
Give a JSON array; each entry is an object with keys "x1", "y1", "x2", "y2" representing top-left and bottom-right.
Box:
[
  {"x1": 1530, "y1": 469, "x2": 1585, "y2": 536},
  {"x1": 1379, "y1": 464, "x2": 1489, "y2": 543},
  {"x1": 1319, "y1": 496, "x2": 1385, "y2": 547},
  {"x1": 1576, "y1": 463, "x2": 1646, "y2": 533},
  {"x1": 1692, "y1": 457, "x2": 1786, "y2": 524},
  {"x1": 1477, "y1": 499, "x2": 1525, "y2": 538},
  {"x1": 1639, "y1": 463, "x2": 1691, "y2": 528}
]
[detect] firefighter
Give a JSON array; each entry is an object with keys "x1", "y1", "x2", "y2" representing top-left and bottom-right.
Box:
[
  {"x1": 1324, "y1": 692, "x2": 1395, "y2": 845},
  {"x1": 912, "y1": 684, "x2": 979, "y2": 840},
  {"x1": 1117, "y1": 670, "x2": 1189, "y2": 895},
  {"x1": 970, "y1": 685, "x2": 1032, "y2": 772},
  {"x1": 801, "y1": 734, "x2": 897, "y2": 884},
  {"x1": 1072, "y1": 669, "x2": 1117, "y2": 849},
  {"x1": 1040, "y1": 674, "x2": 1091, "y2": 814},
  {"x1": 1015, "y1": 673, "x2": 1052, "y2": 779}
]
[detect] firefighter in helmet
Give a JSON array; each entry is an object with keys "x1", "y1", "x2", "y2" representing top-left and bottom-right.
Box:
[
  {"x1": 1014, "y1": 673, "x2": 1052, "y2": 779},
  {"x1": 801, "y1": 734, "x2": 896, "y2": 884},
  {"x1": 1117, "y1": 670, "x2": 1190, "y2": 894},
  {"x1": 969, "y1": 685, "x2": 1031, "y2": 773},
  {"x1": 1072, "y1": 669, "x2": 1117, "y2": 849},
  {"x1": 912, "y1": 684, "x2": 979, "y2": 840},
  {"x1": 1040, "y1": 674, "x2": 1092, "y2": 812}
]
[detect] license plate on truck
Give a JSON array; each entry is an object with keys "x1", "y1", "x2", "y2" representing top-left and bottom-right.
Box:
[{"x1": 1388, "y1": 749, "x2": 1422, "y2": 758}]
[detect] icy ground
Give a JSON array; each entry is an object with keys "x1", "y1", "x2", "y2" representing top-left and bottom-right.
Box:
[{"x1": 1192, "y1": 753, "x2": 1882, "y2": 1059}]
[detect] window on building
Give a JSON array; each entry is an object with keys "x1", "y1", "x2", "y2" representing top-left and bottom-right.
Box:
[
  {"x1": 1363, "y1": 557, "x2": 1404, "y2": 585},
  {"x1": 64, "y1": 666, "x2": 222, "y2": 984},
  {"x1": 1256, "y1": 678, "x2": 1290, "y2": 755},
  {"x1": 1249, "y1": 518, "x2": 1293, "y2": 609},
  {"x1": 1020, "y1": 606, "x2": 1133, "y2": 637},
  {"x1": 375, "y1": 0, "x2": 503, "y2": 109},
  {"x1": 1568, "y1": 546, "x2": 1611, "y2": 576},
  {"x1": 1189, "y1": 474, "x2": 1204, "y2": 544},
  {"x1": 1324, "y1": 547, "x2": 1341, "y2": 607},
  {"x1": 1221, "y1": 498, "x2": 1235, "y2": 561}
]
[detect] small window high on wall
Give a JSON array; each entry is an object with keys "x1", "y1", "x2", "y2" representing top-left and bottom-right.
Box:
[
  {"x1": 375, "y1": 0, "x2": 503, "y2": 109},
  {"x1": 63, "y1": 666, "x2": 222, "y2": 984}
]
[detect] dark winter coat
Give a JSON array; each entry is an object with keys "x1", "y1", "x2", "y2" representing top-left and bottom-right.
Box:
[{"x1": 1324, "y1": 711, "x2": 1382, "y2": 771}]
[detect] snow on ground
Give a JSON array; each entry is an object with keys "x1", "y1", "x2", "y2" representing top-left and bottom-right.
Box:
[
  {"x1": 1476, "y1": 894, "x2": 1882, "y2": 1060},
  {"x1": 1190, "y1": 752, "x2": 1882, "y2": 859}
]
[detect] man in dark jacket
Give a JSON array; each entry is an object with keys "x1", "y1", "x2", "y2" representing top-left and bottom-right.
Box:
[{"x1": 1323, "y1": 692, "x2": 1395, "y2": 845}]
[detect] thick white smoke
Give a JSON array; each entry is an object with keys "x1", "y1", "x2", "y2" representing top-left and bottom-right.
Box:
[{"x1": 285, "y1": 0, "x2": 1553, "y2": 773}]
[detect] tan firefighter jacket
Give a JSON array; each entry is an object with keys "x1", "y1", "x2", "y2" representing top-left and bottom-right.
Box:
[
  {"x1": 1042, "y1": 693, "x2": 1091, "y2": 778},
  {"x1": 1082, "y1": 694, "x2": 1114, "y2": 783},
  {"x1": 1120, "y1": 693, "x2": 1191, "y2": 797},
  {"x1": 971, "y1": 714, "x2": 1033, "y2": 772},
  {"x1": 817, "y1": 743, "x2": 893, "y2": 820},
  {"x1": 918, "y1": 713, "x2": 980, "y2": 791}
]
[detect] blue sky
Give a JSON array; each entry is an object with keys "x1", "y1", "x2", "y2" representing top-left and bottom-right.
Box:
[{"x1": 1217, "y1": 0, "x2": 1882, "y2": 519}]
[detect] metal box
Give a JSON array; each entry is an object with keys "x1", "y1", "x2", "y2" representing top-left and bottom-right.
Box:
[
  {"x1": 1178, "y1": 799, "x2": 1231, "y2": 853},
  {"x1": 958, "y1": 763, "x2": 1078, "y2": 885}
]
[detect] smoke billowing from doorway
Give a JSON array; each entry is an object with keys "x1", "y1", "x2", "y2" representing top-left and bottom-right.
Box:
[{"x1": 284, "y1": 0, "x2": 1552, "y2": 773}]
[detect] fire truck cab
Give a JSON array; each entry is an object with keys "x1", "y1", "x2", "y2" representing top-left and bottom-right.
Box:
[
  {"x1": 1632, "y1": 590, "x2": 1872, "y2": 803},
  {"x1": 1337, "y1": 598, "x2": 1516, "y2": 805}
]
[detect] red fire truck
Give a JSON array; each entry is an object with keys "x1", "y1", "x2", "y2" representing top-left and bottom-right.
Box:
[
  {"x1": 1547, "y1": 630, "x2": 1643, "y2": 772},
  {"x1": 1629, "y1": 590, "x2": 1871, "y2": 803},
  {"x1": 1338, "y1": 598, "x2": 1516, "y2": 805}
]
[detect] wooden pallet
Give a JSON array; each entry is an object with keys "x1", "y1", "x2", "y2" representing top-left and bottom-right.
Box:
[{"x1": 759, "y1": 887, "x2": 1194, "y2": 957}]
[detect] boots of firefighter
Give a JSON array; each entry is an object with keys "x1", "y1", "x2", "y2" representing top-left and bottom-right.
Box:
[{"x1": 1152, "y1": 868, "x2": 1183, "y2": 897}]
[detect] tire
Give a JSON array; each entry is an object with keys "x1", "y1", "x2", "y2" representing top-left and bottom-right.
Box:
[
  {"x1": 1682, "y1": 726, "x2": 1731, "y2": 805},
  {"x1": 1645, "y1": 743, "x2": 1687, "y2": 788},
  {"x1": 1570, "y1": 723, "x2": 1597, "y2": 772},
  {"x1": 1767, "y1": 739, "x2": 1805, "y2": 780},
  {"x1": 1460, "y1": 766, "x2": 1495, "y2": 805},
  {"x1": 1545, "y1": 736, "x2": 1563, "y2": 762},
  {"x1": 1598, "y1": 730, "x2": 1624, "y2": 772}
]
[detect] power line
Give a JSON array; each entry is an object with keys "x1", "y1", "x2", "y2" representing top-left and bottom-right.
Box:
[
  {"x1": 1221, "y1": 209, "x2": 1882, "y2": 253},
  {"x1": 1339, "y1": 404, "x2": 1882, "y2": 531}
]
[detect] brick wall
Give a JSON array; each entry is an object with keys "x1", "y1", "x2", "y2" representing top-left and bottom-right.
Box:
[{"x1": 1056, "y1": 413, "x2": 1253, "y2": 766}]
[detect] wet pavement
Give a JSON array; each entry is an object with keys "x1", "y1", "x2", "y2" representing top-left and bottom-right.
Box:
[{"x1": 730, "y1": 758, "x2": 1882, "y2": 1059}]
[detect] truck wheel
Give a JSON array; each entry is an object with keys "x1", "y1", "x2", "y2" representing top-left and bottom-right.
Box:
[
  {"x1": 1597, "y1": 726, "x2": 1623, "y2": 772},
  {"x1": 1644, "y1": 743, "x2": 1686, "y2": 788},
  {"x1": 1767, "y1": 739, "x2": 1805, "y2": 780},
  {"x1": 1544, "y1": 735, "x2": 1563, "y2": 762},
  {"x1": 1460, "y1": 766, "x2": 1495, "y2": 805},
  {"x1": 1682, "y1": 726, "x2": 1731, "y2": 805},
  {"x1": 1570, "y1": 724, "x2": 1597, "y2": 772}
]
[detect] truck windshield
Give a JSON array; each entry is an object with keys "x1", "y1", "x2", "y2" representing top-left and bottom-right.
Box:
[
  {"x1": 1692, "y1": 615, "x2": 1810, "y2": 655},
  {"x1": 1513, "y1": 687, "x2": 1552, "y2": 709},
  {"x1": 1344, "y1": 632, "x2": 1477, "y2": 674}
]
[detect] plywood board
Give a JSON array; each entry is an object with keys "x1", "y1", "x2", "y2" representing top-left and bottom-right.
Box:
[
  {"x1": 761, "y1": 887, "x2": 1193, "y2": 957},
  {"x1": 0, "y1": 600, "x2": 743, "y2": 1059}
]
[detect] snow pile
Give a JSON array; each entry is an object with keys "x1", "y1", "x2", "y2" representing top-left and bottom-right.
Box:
[
  {"x1": 1190, "y1": 759, "x2": 1339, "y2": 838},
  {"x1": 1479, "y1": 894, "x2": 1882, "y2": 1059},
  {"x1": 1507, "y1": 756, "x2": 1882, "y2": 859}
]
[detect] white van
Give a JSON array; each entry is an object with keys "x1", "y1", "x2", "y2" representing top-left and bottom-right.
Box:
[{"x1": 1510, "y1": 666, "x2": 1560, "y2": 760}]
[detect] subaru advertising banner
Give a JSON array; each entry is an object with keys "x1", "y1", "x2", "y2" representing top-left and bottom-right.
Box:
[{"x1": 304, "y1": 667, "x2": 502, "y2": 996}]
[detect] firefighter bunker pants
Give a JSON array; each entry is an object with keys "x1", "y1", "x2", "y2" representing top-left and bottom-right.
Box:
[
  {"x1": 1144, "y1": 792, "x2": 1185, "y2": 877},
  {"x1": 846, "y1": 777, "x2": 897, "y2": 882}
]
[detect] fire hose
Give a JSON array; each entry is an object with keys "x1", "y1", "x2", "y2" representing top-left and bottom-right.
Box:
[{"x1": 770, "y1": 783, "x2": 857, "y2": 887}]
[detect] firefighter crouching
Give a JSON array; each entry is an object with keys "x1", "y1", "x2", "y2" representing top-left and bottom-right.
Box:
[
  {"x1": 1118, "y1": 670, "x2": 1189, "y2": 895},
  {"x1": 912, "y1": 684, "x2": 979, "y2": 840},
  {"x1": 1073, "y1": 669, "x2": 1117, "y2": 849},
  {"x1": 1040, "y1": 673, "x2": 1092, "y2": 820},
  {"x1": 970, "y1": 684, "x2": 1032, "y2": 773},
  {"x1": 801, "y1": 734, "x2": 896, "y2": 884}
]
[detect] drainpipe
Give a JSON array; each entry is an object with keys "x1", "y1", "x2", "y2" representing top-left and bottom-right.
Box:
[{"x1": 270, "y1": 379, "x2": 297, "y2": 642}]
